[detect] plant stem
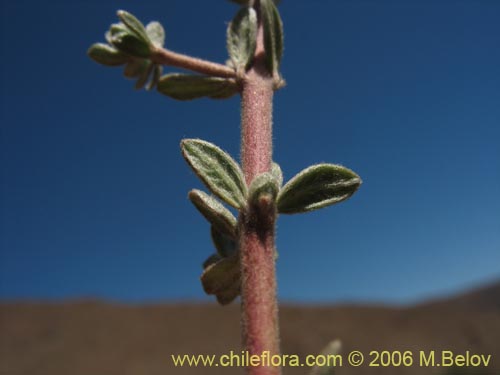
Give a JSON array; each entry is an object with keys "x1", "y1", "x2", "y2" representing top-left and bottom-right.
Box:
[
  {"x1": 239, "y1": 3, "x2": 281, "y2": 374},
  {"x1": 151, "y1": 47, "x2": 236, "y2": 78}
]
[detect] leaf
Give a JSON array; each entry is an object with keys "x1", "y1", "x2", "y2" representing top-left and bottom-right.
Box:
[
  {"x1": 110, "y1": 30, "x2": 151, "y2": 58},
  {"x1": 261, "y1": 0, "x2": 284, "y2": 74},
  {"x1": 117, "y1": 10, "x2": 150, "y2": 45},
  {"x1": 277, "y1": 164, "x2": 361, "y2": 214},
  {"x1": 227, "y1": 6, "x2": 257, "y2": 70},
  {"x1": 211, "y1": 225, "x2": 238, "y2": 258},
  {"x1": 215, "y1": 282, "x2": 240, "y2": 305},
  {"x1": 123, "y1": 59, "x2": 149, "y2": 78},
  {"x1": 248, "y1": 172, "x2": 279, "y2": 208},
  {"x1": 134, "y1": 60, "x2": 154, "y2": 89},
  {"x1": 189, "y1": 190, "x2": 238, "y2": 238},
  {"x1": 157, "y1": 74, "x2": 238, "y2": 100},
  {"x1": 146, "y1": 21, "x2": 165, "y2": 48},
  {"x1": 202, "y1": 253, "x2": 222, "y2": 269},
  {"x1": 87, "y1": 43, "x2": 128, "y2": 66},
  {"x1": 181, "y1": 139, "x2": 247, "y2": 209},
  {"x1": 146, "y1": 64, "x2": 162, "y2": 91},
  {"x1": 271, "y1": 162, "x2": 283, "y2": 187},
  {"x1": 200, "y1": 255, "x2": 240, "y2": 297}
]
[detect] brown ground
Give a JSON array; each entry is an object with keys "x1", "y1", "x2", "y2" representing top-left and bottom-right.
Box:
[{"x1": 1, "y1": 282, "x2": 499, "y2": 375}]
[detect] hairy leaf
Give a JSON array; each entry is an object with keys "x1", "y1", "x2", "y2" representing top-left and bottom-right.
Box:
[
  {"x1": 211, "y1": 225, "x2": 238, "y2": 258},
  {"x1": 189, "y1": 190, "x2": 238, "y2": 238},
  {"x1": 87, "y1": 43, "x2": 128, "y2": 66},
  {"x1": 157, "y1": 74, "x2": 238, "y2": 101},
  {"x1": 215, "y1": 282, "x2": 240, "y2": 305},
  {"x1": 147, "y1": 64, "x2": 162, "y2": 91},
  {"x1": 181, "y1": 139, "x2": 247, "y2": 209},
  {"x1": 110, "y1": 30, "x2": 151, "y2": 58},
  {"x1": 227, "y1": 7, "x2": 257, "y2": 70},
  {"x1": 117, "y1": 10, "x2": 150, "y2": 45},
  {"x1": 277, "y1": 164, "x2": 361, "y2": 214},
  {"x1": 134, "y1": 60, "x2": 154, "y2": 89},
  {"x1": 271, "y1": 162, "x2": 283, "y2": 187},
  {"x1": 200, "y1": 254, "x2": 240, "y2": 305},
  {"x1": 261, "y1": 0, "x2": 284, "y2": 74},
  {"x1": 123, "y1": 59, "x2": 149, "y2": 78},
  {"x1": 146, "y1": 21, "x2": 165, "y2": 48},
  {"x1": 202, "y1": 253, "x2": 222, "y2": 269},
  {"x1": 248, "y1": 172, "x2": 279, "y2": 208}
]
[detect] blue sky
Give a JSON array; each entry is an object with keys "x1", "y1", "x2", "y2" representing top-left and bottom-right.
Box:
[{"x1": 1, "y1": 0, "x2": 499, "y2": 304}]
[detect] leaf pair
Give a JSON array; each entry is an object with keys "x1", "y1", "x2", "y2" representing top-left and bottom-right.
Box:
[
  {"x1": 195, "y1": 198, "x2": 241, "y2": 305},
  {"x1": 88, "y1": 10, "x2": 165, "y2": 90},
  {"x1": 226, "y1": 0, "x2": 284, "y2": 75},
  {"x1": 191, "y1": 192, "x2": 240, "y2": 305},
  {"x1": 182, "y1": 139, "x2": 244, "y2": 305}
]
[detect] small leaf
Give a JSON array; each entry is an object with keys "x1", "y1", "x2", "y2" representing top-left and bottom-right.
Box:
[
  {"x1": 215, "y1": 282, "x2": 240, "y2": 305},
  {"x1": 181, "y1": 139, "x2": 247, "y2": 209},
  {"x1": 261, "y1": 0, "x2": 284, "y2": 74},
  {"x1": 200, "y1": 255, "x2": 240, "y2": 296},
  {"x1": 248, "y1": 172, "x2": 279, "y2": 208},
  {"x1": 277, "y1": 164, "x2": 361, "y2": 214},
  {"x1": 134, "y1": 60, "x2": 154, "y2": 90},
  {"x1": 202, "y1": 253, "x2": 222, "y2": 269},
  {"x1": 110, "y1": 31, "x2": 151, "y2": 58},
  {"x1": 147, "y1": 64, "x2": 162, "y2": 91},
  {"x1": 211, "y1": 226, "x2": 238, "y2": 258},
  {"x1": 271, "y1": 162, "x2": 283, "y2": 187},
  {"x1": 87, "y1": 43, "x2": 128, "y2": 66},
  {"x1": 146, "y1": 21, "x2": 165, "y2": 48},
  {"x1": 123, "y1": 59, "x2": 149, "y2": 78},
  {"x1": 157, "y1": 74, "x2": 238, "y2": 101},
  {"x1": 227, "y1": 7, "x2": 257, "y2": 70},
  {"x1": 117, "y1": 10, "x2": 150, "y2": 45},
  {"x1": 189, "y1": 190, "x2": 238, "y2": 238}
]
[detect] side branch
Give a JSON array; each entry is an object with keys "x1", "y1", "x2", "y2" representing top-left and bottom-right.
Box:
[{"x1": 151, "y1": 47, "x2": 236, "y2": 78}]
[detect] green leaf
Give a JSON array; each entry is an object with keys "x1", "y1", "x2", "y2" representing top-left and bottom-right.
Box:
[
  {"x1": 117, "y1": 10, "x2": 150, "y2": 45},
  {"x1": 157, "y1": 74, "x2": 238, "y2": 100},
  {"x1": 215, "y1": 282, "x2": 240, "y2": 305},
  {"x1": 261, "y1": 0, "x2": 284, "y2": 74},
  {"x1": 123, "y1": 59, "x2": 149, "y2": 78},
  {"x1": 181, "y1": 139, "x2": 247, "y2": 209},
  {"x1": 134, "y1": 60, "x2": 154, "y2": 90},
  {"x1": 227, "y1": 7, "x2": 257, "y2": 70},
  {"x1": 147, "y1": 64, "x2": 162, "y2": 91},
  {"x1": 211, "y1": 225, "x2": 238, "y2": 258},
  {"x1": 277, "y1": 164, "x2": 361, "y2": 214},
  {"x1": 271, "y1": 162, "x2": 283, "y2": 187},
  {"x1": 189, "y1": 190, "x2": 238, "y2": 238},
  {"x1": 248, "y1": 172, "x2": 279, "y2": 208},
  {"x1": 87, "y1": 43, "x2": 128, "y2": 66},
  {"x1": 146, "y1": 21, "x2": 165, "y2": 48},
  {"x1": 202, "y1": 253, "x2": 222, "y2": 269},
  {"x1": 200, "y1": 254, "x2": 240, "y2": 305},
  {"x1": 110, "y1": 31, "x2": 151, "y2": 58}
]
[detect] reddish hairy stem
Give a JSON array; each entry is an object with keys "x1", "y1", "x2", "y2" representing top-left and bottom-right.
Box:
[
  {"x1": 239, "y1": 3, "x2": 281, "y2": 374},
  {"x1": 151, "y1": 47, "x2": 236, "y2": 78}
]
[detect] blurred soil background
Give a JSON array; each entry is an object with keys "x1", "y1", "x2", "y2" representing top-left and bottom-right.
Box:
[{"x1": 1, "y1": 281, "x2": 499, "y2": 375}]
